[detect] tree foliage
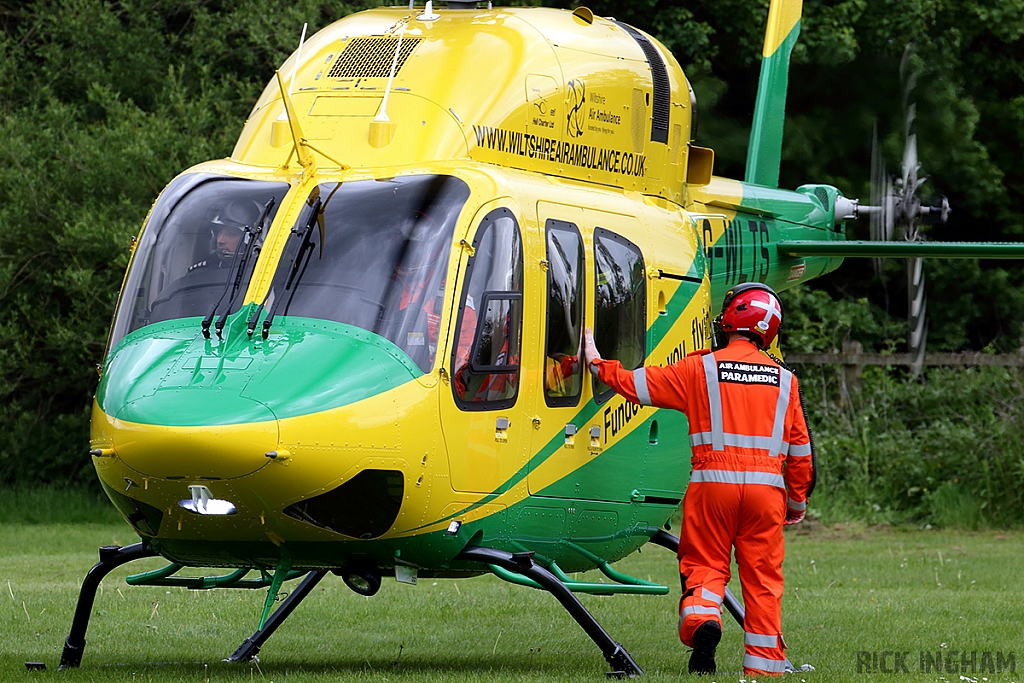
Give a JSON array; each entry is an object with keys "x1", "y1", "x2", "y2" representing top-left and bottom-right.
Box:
[
  {"x1": 0, "y1": 0, "x2": 387, "y2": 483},
  {"x1": 799, "y1": 364, "x2": 1024, "y2": 528},
  {"x1": 2, "y1": 0, "x2": 1023, "y2": 504}
]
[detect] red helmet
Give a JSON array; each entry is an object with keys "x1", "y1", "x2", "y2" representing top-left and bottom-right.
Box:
[{"x1": 716, "y1": 283, "x2": 783, "y2": 349}]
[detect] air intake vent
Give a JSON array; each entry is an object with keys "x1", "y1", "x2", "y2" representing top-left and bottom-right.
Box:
[
  {"x1": 284, "y1": 469, "x2": 404, "y2": 539},
  {"x1": 814, "y1": 186, "x2": 831, "y2": 212},
  {"x1": 327, "y1": 37, "x2": 423, "y2": 79},
  {"x1": 615, "y1": 21, "x2": 671, "y2": 145}
]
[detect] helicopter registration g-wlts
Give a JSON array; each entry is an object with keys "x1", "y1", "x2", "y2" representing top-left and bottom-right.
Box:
[{"x1": 59, "y1": 0, "x2": 1024, "y2": 676}]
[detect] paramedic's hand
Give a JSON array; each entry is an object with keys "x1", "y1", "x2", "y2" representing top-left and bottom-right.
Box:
[
  {"x1": 785, "y1": 508, "x2": 806, "y2": 526},
  {"x1": 584, "y1": 328, "x2": 601, "y2": 375}
]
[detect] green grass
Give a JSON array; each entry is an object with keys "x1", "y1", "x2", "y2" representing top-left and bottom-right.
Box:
[
  {"x1": 1, "y1": 514, "x2": 1022, "y2": 682},
  {"x1": 0, "y1": 487, "x2": 121, "y2": 525}
]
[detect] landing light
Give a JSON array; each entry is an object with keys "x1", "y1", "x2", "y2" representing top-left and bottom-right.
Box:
[{"x1": 178, "y1": 485, "x2": 237, "y2": 516}]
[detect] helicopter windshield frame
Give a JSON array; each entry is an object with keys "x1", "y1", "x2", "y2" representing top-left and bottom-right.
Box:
[
  {"x1": 108, "y1": 174, "x2": 290, "y2": 350},
  {"x1": 257, "y1": 175, "x2": 472, "y2": 373}
]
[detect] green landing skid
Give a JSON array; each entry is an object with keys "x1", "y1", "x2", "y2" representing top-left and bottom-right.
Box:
[
  {"x1": 126, "y1": 562, "x2": 307, "y2": 590},
  {"x1": 258, "y1": 556, "x2": 293, "y2": 630},
  {"x1": 487, "y1": 542, "x2": 669, "y2": 596},
  {"x1": 127, "y1": 558, "x2": 305, "y2": 631}
]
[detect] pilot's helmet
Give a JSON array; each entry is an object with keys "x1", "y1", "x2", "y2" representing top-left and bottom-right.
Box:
[
  {"x1": 207, "y1": 198, "x2": 261, "y2": 258},
  {"x1": 209, "y1": 198, "x2": 260, "y2": 234}
]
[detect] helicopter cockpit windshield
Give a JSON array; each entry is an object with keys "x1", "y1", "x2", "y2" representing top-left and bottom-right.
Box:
[
  {"x1": 109, "y1": 174, "x2": 289, "y2": 348},
  {"x1": 259, "y1": 175, "x2": 471, "y2": 373}
]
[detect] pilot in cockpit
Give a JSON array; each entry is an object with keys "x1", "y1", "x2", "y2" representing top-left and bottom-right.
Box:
[{"x1": 186, "y1": 199, "x2": 261, "y2": 276}]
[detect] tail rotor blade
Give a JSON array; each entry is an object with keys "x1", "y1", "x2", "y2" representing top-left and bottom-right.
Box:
[
  {"x1": 901, "y1": 133, "x2": 921, "y2": 234},
  {"x1": 869, "y1": 122, "x2": 887, "y2": 274}
]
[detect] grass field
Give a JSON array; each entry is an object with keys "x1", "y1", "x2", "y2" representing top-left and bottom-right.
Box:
[{"x1": 1, "y1": 494, "x2": 1021, "y2": 682}]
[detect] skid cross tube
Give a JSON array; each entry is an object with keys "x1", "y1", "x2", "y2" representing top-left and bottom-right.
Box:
[
  {"x1": 59, "y1": 543, "x2": 157, "y2": 669},
  {"x1": 226, "y1": 570, "x2": 328, "y2": 663},
  {"x1": 648, "y1": 530, "x2": 812, "y2": 673},
  {"x1": 457, "y1": 545, "x2": 642, "y2": 677}
]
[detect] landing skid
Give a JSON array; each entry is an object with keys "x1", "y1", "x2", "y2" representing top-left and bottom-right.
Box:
[
  {"x1": 60, "y1": 542, "x2": 327, "y2": 670},
  {"x1": 61, "y1": 541, "x2": 648, "y2": 676},
  {"x1": 456, "y1": 545, "x2": 643, "y2": 678},
  {"x1": 226, "y1": 570, "x2": 328, "y2": 662},
  {"x1": 647, "y1": 530, "x2": 815, "y2": 674},
  {"x1": 59, "y1": 543, "x2": 157, "y2": 669}
]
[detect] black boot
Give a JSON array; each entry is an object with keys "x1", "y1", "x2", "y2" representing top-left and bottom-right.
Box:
[{"x1": 688, "y1": 621, "x2": 722, "y2": 675}]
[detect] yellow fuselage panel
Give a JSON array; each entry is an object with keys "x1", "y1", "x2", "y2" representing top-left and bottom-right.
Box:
[{"x1": 230, "y1": 8, "x2": 690, "y2": 203}]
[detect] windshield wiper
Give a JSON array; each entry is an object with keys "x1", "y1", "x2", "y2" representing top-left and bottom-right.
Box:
[
  {"x1": 202, "y1": 197, "x2": 276, "y2": 339},
  {"x1": 248, "y1": 197, "x2": 322, "y2": 339}
]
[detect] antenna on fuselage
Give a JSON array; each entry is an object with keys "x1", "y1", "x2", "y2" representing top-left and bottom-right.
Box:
[
  {"x1": 275, "y1": 24, "x2": 317, "y2": 180},
  {"x1": 276, "y1": 70, "x2": 316, "y2": 181},
  {"x1": 369, "y1": 17, "x2": 412, "y2": 147},
  {"x1": 374, "y1": 22, "x2": 406, "y2": 125},
  {"x1": 289, "y1": 23, "x2": 308, "y2": 96},
  {"x1": 418, "y1": 2, "x2": 440, "y2": 21}
]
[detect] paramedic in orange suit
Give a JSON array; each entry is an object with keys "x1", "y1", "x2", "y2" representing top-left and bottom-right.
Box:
[{"x1": 584, "y1": 282, "x2": 815, "y2": 677}]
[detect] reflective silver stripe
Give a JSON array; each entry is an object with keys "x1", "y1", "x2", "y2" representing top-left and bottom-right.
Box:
[
  {"x1": 744, "y1": 632, "x2": 779, "y2": 648},
  {"x1": 787, "y1": 497, "x2": 806, "y2": 511},
  {"x1": 589, "y1": 361, "x2": 599, "y2": 376},
  {"x1": 788, "y1": 442, "x2": 813, "y2": 457},
  {"x1": 633, "y1": 368, "x2": 652, "y2": 406},
  {"x1": 690, "y1": 431, "x2": 776, "y2": 452},
  {"x1": 700, "y1": 587, "x2": 723, "y2": 605},
  {"x1": 702, "y1": 354, "x2": 725, "y2": 451},
  {"x1": 768, "y1": 368, "x2": 792, "y2": 462},
  {"x1": 744, "y1": 654, "x2": 788, "y2": 673},
  {"x1": 690, "y1": 469, "x2": 786, "y2": 488},
  {"x1": 682, "y1": 605, "x2": 721, "y2": 617}
]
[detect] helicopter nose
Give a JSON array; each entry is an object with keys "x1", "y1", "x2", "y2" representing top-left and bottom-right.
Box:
[
  {"x1": 111, "y1": 393, "x2": 277, "y2": 479},
  {"x1": 99, "y1": 317, "x2": 424, "y2": 481}
]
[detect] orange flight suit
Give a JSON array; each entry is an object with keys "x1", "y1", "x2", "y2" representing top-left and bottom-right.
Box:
[{"x1": 591, "y1": 338, "x2": 813, "y2": 676}]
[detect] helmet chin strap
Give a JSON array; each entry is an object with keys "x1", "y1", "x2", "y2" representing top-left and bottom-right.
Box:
[{"x1": 711, "y1": 314, "x2": 728, "y2": 350}]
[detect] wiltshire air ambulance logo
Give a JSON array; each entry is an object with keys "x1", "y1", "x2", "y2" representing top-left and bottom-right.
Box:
[{"x1": 566, "y1": 79, "x2": 586, "y2": 138}]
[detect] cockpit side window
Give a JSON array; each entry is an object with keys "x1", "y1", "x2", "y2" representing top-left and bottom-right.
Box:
[
  {"x1": 451, "y1": 208, "x2": 524, "y2": 410},
  {"x1": 109, "y1": 174, "x2": 288, "y2": 349},
  {"x1": 262, "y1": 175, "x2": 471, "y2": 373},
  {"x1": 544, "y1": 220, "x2": 585, "y2": 407},
  {"x1": 593, "y1": 227, "x2": 646, "y2": 404}
]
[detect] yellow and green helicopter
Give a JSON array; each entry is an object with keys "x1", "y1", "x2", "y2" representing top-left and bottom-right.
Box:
[{"x1": 60, "y1": 0, "x2": 1024, "y2": 675}]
